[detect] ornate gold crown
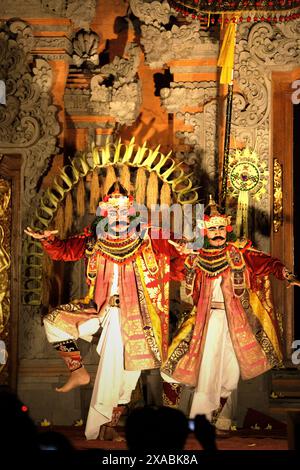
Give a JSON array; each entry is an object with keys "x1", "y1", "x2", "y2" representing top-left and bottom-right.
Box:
[
  {"x1": 204, "y1": 195, "x2": 231, "y2": 229},
  {"x1": 100, "y1": 182, "x2": 134, "y2": 210}
]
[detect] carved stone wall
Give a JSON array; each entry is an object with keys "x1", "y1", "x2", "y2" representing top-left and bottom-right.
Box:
[
  {"x1": 0, "y1": 0, "x2": 97, "y2": 29},
  {"x1": 0, "y1": 19, "x2": 62, "y2": 368},
  {"x1": 132, "y1": 0, "x2": 300, "y2": 250},
  {"x1": 233, "y1": 19, "x2": 300, "y2": 250},
  {"x1": 131, "y1": 0, "x2": 220, "y2": 197},
  {"x1": 65, "y1": 41, "x2": 142, "y2": 127},
  {"x1": 0, "y1": 20, "x2": 60, "y2": 213}
]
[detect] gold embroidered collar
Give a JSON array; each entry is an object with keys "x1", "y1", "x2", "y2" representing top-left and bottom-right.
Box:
[
  {"x1": 195, "y1": 245, "x2": 229, "y2": 277},
  {"x1": 86, "y1": 231, "x2": 145, "y2": 264}
]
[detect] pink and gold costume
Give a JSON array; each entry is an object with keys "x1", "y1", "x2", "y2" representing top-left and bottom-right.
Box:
[
  {"x1": 42, "y1": 227, "x2": 178, "y2": 439},
  {"x1": 162, "y1": 239, "x2": 285, "y2": 419}
]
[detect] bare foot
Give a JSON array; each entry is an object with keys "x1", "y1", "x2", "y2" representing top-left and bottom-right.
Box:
[{"x1": 56, "y1": 367, "x2": 90, "y2": 393}]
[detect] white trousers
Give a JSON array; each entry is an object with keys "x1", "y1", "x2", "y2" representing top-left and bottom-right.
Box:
[
  {"x1": 44, "y1": 307, "x2": 140, "y2": 440},
  {"x1": 189, "y1": 308, "x2": 240, "y2": 419}
]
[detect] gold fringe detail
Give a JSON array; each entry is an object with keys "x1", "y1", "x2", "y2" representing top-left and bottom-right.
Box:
[
  {"x1": 160, "y1": 182, "x2": 172, "y2": 206},
  {"x1": 120, "y1": 164, "x2": 131, "y2": 194},
  {"x1": 64, "y1": 192, "x2": 73, "y2": 236},
  {"x1": 103, "y1": 166, "x2": 117, "y2": 196},
  {"x1": 89, "y1": 169, "x2": 100, "y2": 214},
  {"x1": 135, "y1": 168, "x2": 146, "y2": 205},
  {"x1": 54, "y1": 204, "x2": 65, "y2": 238},
  {"x1": 147, "y1": 171, "x2": 158, "y2": 208},
  {"x1": 76, "y1": 177, "x2": 86, "y2": 217}
]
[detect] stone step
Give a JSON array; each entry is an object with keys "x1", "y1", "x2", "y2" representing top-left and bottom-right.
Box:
[
  {"x1": 270, "y1": 369, "x2": 300, "y2": 394},
  {"x1": 271, "y1": 368, "x2": 300, "y2": 379},
  {"x1": 270, "y1": 391, "x2": 300, "y2": 398},
  {"x1": 268, "y1": 398, "x2": 300, "y2": 423},
  {"x1": 269, "y1": 398, "x2": 300, "y2": 415}
]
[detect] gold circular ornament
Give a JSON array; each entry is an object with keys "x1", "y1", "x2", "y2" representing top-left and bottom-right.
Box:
[
  {"x1": 227, "y1": 146, "x2": 268, "y2": 201},
  {"x1": 230, "y1": 161, "x2": 260, "y2": 193}
]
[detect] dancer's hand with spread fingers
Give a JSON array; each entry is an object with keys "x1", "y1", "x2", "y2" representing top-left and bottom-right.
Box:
[
  {"x1": 168, "y1": 239, "x2": 196, "y2": 256},
  {"x1": 24, "y1": 226, "x2": 58, "y2": 240}
]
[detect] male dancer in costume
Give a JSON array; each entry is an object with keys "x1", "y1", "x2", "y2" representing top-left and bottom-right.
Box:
[
  {"x1": 25, "y1": 183, "x2": 180, "y2": 440},
  {"x1": 162, "y1": 196, "x2": 300, "y2": 423}
]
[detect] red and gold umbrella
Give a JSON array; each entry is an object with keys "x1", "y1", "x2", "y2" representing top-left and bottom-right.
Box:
[{"x1": 169, "y1": 1, "x2": 300, "y2": 24}]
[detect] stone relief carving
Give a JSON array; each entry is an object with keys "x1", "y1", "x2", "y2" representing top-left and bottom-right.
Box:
[
  {"x1": 34, "y1": 37, "x2": 73, "y2": 58},
  {"x1": 160, "y1": 81, "x2": 217, "y2": 113},
  {"x1": 90, "y1": 76, "x2": 111, "y2": 103},
  {"x1": 230, "y1": 19, "x2": 300, "y2": 248},
  {"x1": 40, "y1": 0, "x2": 66, "y2": 15},
  {"x1": 9, "y1": 20, "x2": 35, "y2": 54},
  {"x1": 100, "y1": 42, "x2": 140, "y2": 87},
  {"x1": 203, "y1": 100, "x2": 218, "y2": 182},
  {"x1": 0, "y1": 20, "x2": 60, "y2": 210},
  {"x1": 159, "y1": 77, "x2": 218, "y2": 190},
  {"x1": 141, "y1": 23, "x2": 201, "y2": 68},
  {"x1": 248, "y1": 21, "x2": 300, "y2": 66},
  {"x1": 32, "y1": 59, "x2": 53, "y2": 92},
  {"x1": 0, "y1": 20, "x2": 60, "y2": 361},
  {"x1": 129, "y1": 0, "x2": 172, "y2": 26},
  {"x1": 234, "y1": 20, "x2": 300, "y2": 133},
  {"x1": 64, "y1": 89, "x2": 93, "y2": 114},
  {"x1": 66, "y1": 42, "x2": 142, "y2": 126},
  {"x1": 134, "y1": 1, "x2": 218, "y2": 69},
  {"x1": 72, "y1": 29, "x2": 99, "y2": 68},
  {"x1": 41, "y1": 0, "x2": 97, "y2": 29},
  {"x1": 110, "y1": 82, "x2": 142, "y2": 125},
  {"x1": 175, "y1": 99, "x2": 217, "y2": 190}
]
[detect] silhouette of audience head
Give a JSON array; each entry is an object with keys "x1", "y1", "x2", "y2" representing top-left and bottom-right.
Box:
[
  {"x1": 39, "y1": 430, "x2": 75, "y2": 453},
  {"x1": 0, "y1": 386, "x2": 76, "y2": 465},
  {"x1": 0, "y1": 386, "x2": 40, "y2": 462},
  {"x1": 125, "y1": 405, "x2": 189, "y2": 451},
  {"x1": 194, "y1": 414, "x2": 217, "y2": 452}
]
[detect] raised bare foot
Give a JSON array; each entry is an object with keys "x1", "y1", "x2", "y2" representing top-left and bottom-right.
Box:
[{"x1": 56, "y1": 367, "x2": 90, "y2": 393}]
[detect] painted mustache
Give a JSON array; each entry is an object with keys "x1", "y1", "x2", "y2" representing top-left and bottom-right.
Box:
[
  {"x1": 107, "y1": 222, "x2": 129, "y2": 232},
  {"x1": 212, "y1": 236, "x2": 226, "y2": 241},
  {"x1": 108, "y1": 221, "x2": 128, "y2": 227}
]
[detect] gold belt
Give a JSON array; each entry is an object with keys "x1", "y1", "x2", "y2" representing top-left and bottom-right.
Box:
[
  {"x1": 109, "y1": 294, "x2": 120, "y2": 308},
  {"x1": 211, "y1": 301, "x2": 225, "y2": 309}
]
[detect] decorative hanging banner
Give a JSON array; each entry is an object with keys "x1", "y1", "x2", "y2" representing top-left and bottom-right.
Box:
[
  {"x1": 169, "y1": 0, "x2": 300, "y2": 23},
  {"x1": 227, "y1": 146, "x2": 268, "y2": 238},
  {"x1": 217, "y1": 21, "x2": 236, "y2": 85}
]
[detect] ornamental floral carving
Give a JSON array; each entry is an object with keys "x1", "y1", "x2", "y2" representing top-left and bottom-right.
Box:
[
  {"x1": 248, "y1": 22, "x2": 300, "y2": 66},
  {"x1": 234, "y1": 20, "x2": 300, "y2": 131},
  {"x1": 72, "y1": 29, "x2": 99, "y2": 68},
  {"x1": 0, "y1": 20, "x2": 60, "y2": 210},
  {"x1": 88, "y1": 42, "x2": 142, "y2": 125},
  {"x1": 41, "y1": 0, "x2": 97, "y2": 29},
  {"x1": 129, "y1": 0, "x2": 172, "y2": 26},
  {"x1": 100, "y1": 42, "x2": 140, "y2": 88},
  {"x1": 141, "y1": 23, "x2": 201, "y2": 68},
  {"x1": 230, "y1": 19, "x2": 300, "y2": 244},
  {"x1": 176, "y1": 99, "x2": 218, "y2": 188},
  {"x1": 160, "y1": 81, "x2": 217, "y2": 113}
]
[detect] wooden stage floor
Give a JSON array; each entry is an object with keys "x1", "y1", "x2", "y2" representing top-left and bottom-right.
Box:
[{"x1": 45, "y1": 426, "x2": 288, "y2": 451}]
